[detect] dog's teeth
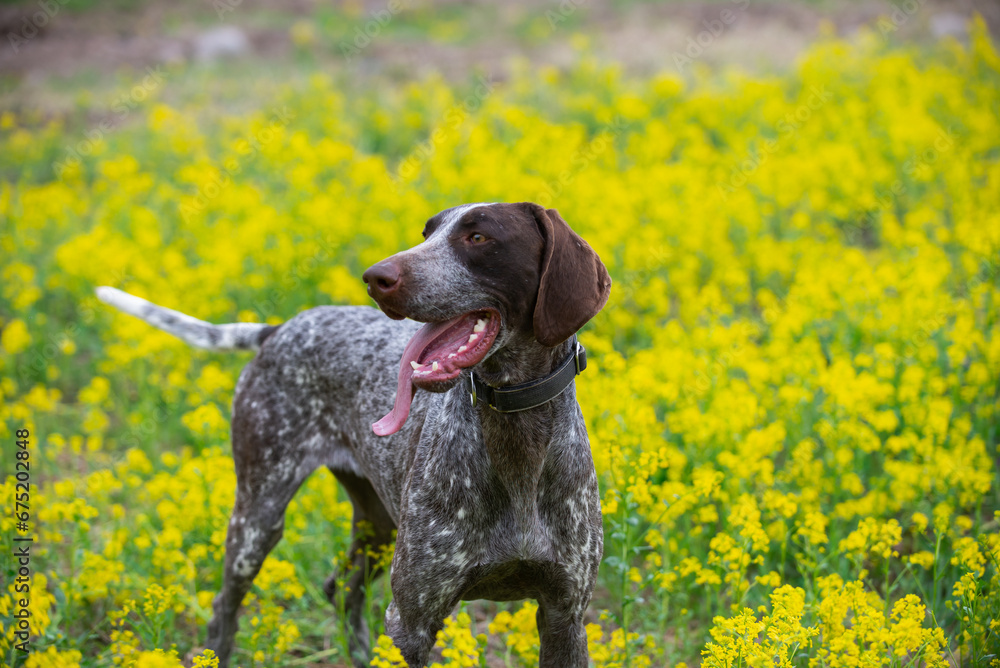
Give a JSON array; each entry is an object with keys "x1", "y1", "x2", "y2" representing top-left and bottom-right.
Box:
[
  {"x1": 468, "y1": 334, "x2": 478, "y2": 343},
  {"x1": 474, "y1": 319, "x2": 486, "y2": 333},
  {"x1": 458, "y1": 346, "x2": 467, "y2": 353},
  {"x1": 432, "y1": 361, "x2": 439, "y2": 371},
  {"x1": 448, "y1": 353, "x2": 457, "y2": 359},
  {"x1": 410, "y1": 361, "x2": 423, "y2": 370}
]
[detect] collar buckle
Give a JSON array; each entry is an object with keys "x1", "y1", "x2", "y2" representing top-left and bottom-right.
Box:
[
  {"x1": 574, "y1": 340, "x2": 585, "y2": 374},
  {"x1": 468, "y1": 336, "x2": 587, "y2": 413}
]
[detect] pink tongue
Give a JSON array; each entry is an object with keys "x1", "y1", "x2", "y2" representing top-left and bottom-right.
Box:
[{"x1": 372, "y1": 317, "x2": 464, "y2": 436}]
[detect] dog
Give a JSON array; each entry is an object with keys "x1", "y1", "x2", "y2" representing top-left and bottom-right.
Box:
[{"x1": 96, "y1": 201, "x2": 611, "y2": 667}]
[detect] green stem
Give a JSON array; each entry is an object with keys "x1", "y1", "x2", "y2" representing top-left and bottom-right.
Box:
[
  {"x1": 621, "y1": 509, "x2": 631, "y2": 668},
  {"x1": 884, "y1": 557, "x2": 891, "y2": 622},
  {"x1": 931, "y1": 532, "x2": 943, "y2": 616}
]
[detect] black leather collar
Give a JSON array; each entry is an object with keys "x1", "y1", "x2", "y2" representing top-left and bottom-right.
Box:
[{"x1": 468, "y1": 338, "x2": 587, "y2": 413}]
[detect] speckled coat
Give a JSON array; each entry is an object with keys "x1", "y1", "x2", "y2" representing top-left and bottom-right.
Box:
[{"x1": 96, "y1": 202, "x2": 611, "y2": 668}]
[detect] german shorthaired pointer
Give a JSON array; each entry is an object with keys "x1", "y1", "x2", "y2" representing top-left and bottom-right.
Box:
[{"x1": 96, "y1": 202, "x2": 611, "y2": 667}]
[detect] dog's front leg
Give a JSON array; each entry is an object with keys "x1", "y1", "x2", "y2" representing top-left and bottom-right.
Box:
[
  {"x1": 383, "y1": 593, "x2": 460, "y2": 668},
  {"x1": 205, "y1": 456, "x2": 313, "y2": 666},
  {"x1": 382, "y1": 537, "x2": 471, "y2": 668},
  {"x1": 536, "y1": 597, "x2": 590, "y2": 668},
  {"x1": 206, "y1": 494, "x2": 288, "y2": 667},
  {"x1": 383, "y1": 598, "x2": 442, "y2": 668},
  {"x1": 323, "y1": 469, "x2": 397, "y2": 668}
]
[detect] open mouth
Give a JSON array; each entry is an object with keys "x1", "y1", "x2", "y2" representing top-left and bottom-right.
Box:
[{"x1": 372, "y1": 309, "x2": 501, "y2": 436}]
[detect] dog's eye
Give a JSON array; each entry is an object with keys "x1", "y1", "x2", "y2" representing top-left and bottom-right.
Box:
[{"x1": 468, "y1": 233, "x2": 488, "y2": 244}]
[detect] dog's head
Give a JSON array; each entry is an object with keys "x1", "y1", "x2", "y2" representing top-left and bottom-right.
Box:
[{"x1": 362, "y1": 202, "x2": 611, "y2": 434}]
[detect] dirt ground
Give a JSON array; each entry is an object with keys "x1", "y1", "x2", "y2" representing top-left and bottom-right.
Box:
[{"x1": 1, "y1": 0, "x2": 998, "y2": 114}]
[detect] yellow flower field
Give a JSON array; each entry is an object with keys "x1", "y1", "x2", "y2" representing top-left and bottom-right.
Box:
[{"x1": 2, "y1": 18, "x2": 999, "y2": 668}]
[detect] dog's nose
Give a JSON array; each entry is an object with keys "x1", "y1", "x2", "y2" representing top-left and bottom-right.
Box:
[{"x1": 363, "y1": 261, "x2": 401, "y2": 298}]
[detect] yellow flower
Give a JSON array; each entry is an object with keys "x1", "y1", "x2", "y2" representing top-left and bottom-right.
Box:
[
  {"x1": 489, "y1": 601, "x2": 539, "y2": 664},
  {"x1": 78, "y1": 376, "x2": 111, "y2": 405},
  {"x1": 838, "y1": 517, "x2": 902, "y2": 562},
  {"x1": 25, "y1": 647, "x2": 84, "y2": 668},
  {"x1": 290, "y1": 20, "x2": 316, "y2": 47},
  {"x1": 254, "y1": 557, "x2": 306, "y2": 600},
  {"x1": 181, "y1": 402, "x2": 230, "y2": 440},
  {"x1": 192, "y1": 649, "x2": 220, "y2": 668},
  {"x1": 906, "y1": 551, "x2": 935, "y2": 569},
  {"x1": 370, "y1": 634, "x2": 408, "y2": 668},
  {"x1": 431, "y1": 612, "x2": 481, "y2": 667},
  {"x1": 132, "y1": 650, "x2": 183, "y2": 668}
]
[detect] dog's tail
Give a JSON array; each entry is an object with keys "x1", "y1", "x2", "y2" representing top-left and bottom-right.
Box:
[{"x1": 95, "y1": 286, "x2": 278, "y2": 352}]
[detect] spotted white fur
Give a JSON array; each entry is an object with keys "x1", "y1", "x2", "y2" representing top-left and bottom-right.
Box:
[{"x1": 96, "y1": 286, "x2": 271, "y2": 351}]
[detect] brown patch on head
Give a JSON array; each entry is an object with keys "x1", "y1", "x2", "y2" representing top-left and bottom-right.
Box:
[
  {"x1": 443, "y1": 202, "x2": 611, "y2": 347},
  {"x1": 443, "y1": 202, "x2": 546, "y2": 336},
  {"x1": 368, "y1": 202, "x2": 610, "y2": 352}
]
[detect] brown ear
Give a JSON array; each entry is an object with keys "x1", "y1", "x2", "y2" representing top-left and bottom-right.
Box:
[{"x1": 529, "y1": 204, "x2": 612, "y2": 347}]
